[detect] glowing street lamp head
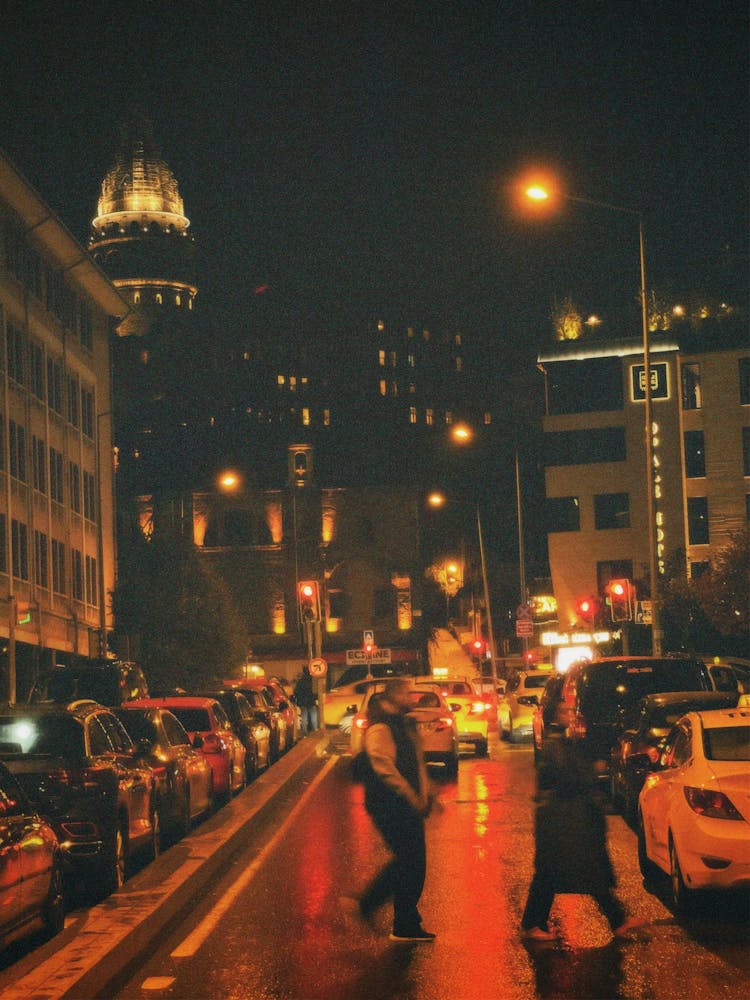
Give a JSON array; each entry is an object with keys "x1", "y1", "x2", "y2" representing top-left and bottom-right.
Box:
[
  {"x1": 217, "y1": 470, "x2": 241, "y2": 491},
  {"x1": 450, "y1": 422, "x2": 474, "y2": 445},
  {"x1": 427, "y1": 491, "x2": 446, "y2": 508},
  {"x1": 525, "y1": 185, "x2": 550, "y2": 202}
]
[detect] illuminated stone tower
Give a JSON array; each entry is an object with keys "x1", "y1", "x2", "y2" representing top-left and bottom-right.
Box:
[
  {"x1": 89, "y1": 114, "x2": 197, "y2": 333},
  {"x1": 89, "y1": 116, "x2": 207, "y2": 497}
]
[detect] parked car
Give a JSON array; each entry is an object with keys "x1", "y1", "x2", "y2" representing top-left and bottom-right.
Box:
[
  {"x1": 261, "y1": 677, "x2": 299, "y2": 749},
  {"x1": 0, "y1": 700, "x2": 159, "y2": 898},
  {"x1": 0, "y1": 761, "x2": 64, "y2": 950},
  {"x1": 637, "y1": 704, "x2": 750, "y2": 912},
  {"x1": 130, "y1": 697, "x2": 246, "y2": 806},
  {"x1": 115, "y1": 706, "x2": 214, "y2": 845},
  {"x1": 198, "y1": 690, "x2": 271, "y2": 779},
  {"x1": 323, "y1": 664, "x2": 412, "y2": 727},
  {"x1": 415, "y1": 677, "x2": 490, "y2": 756},
  {"x1": 531, "y1": 670, "x2": 566, "y2": 763},
  {"x1": 28, "y1": 659, "x2": 149, "y2": 707},
  {"x1": 349, "y1": 681, "x2": 459, "y2": 777},
  {"x1": 498, "y1": 666, "x2": 555, "y2": 743},
  {"x1": 558, "y1": 656, "x2": 712, "y2": 782},
  {"x1": 223, "y1": 683, "x2": 284, "y2": 762},
  {"x1": 610, "y1": 690, "x2": 740, "y2": 824}
]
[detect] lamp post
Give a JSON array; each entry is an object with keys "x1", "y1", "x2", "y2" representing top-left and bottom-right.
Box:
[
  {"x1": 427, "y1": 492, "x2": 500, "y2": 699},
  {"x1": 523, "y1": 182, "x2": 662, "y2": 655}
]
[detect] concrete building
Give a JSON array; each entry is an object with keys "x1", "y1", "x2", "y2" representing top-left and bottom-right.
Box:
[
  {"x1": 538, "y1": 319, "x2": 749, "y2": 640},
  {"x1": 0, "y1": 150, "x2": 128, "y2": 699}
]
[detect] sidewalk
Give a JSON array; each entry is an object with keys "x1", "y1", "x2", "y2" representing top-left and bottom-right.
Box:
[{"x1": 0, "y1": 732, "x2": 333, "y2": 1000}]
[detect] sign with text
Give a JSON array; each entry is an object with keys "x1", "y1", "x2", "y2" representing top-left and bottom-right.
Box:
[
  {"x1": 346, "y1": 648, "x2": 392, "y2": 665},
  {"x1": 630, "y1": 362, "x2": 669, "y2": 401}
]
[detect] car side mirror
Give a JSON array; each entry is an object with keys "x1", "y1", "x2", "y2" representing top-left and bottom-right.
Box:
[
  {"x1": 345, "y1": 703, "x2": 358, "y2": 714},
  {"x1": 191, "y1": 733, "x2": 204, "y2": 750},
  {"x1": 450, "y1": 703, "x2": 461, "y2": 713}
]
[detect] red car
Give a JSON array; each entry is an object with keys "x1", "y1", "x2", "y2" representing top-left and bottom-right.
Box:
[{"x1": 129, "y1": 697, "x2": 245, "y2": 806}]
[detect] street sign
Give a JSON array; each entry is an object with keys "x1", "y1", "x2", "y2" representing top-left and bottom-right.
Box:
[
  {"x1": 308, "y1": 657, "x2": 328, "y2": 677},
  {"x1": 516, "y1": 619, "x2": 534, "y2": 638},
  {"x1": 516, "y1": 603, "x2": 532, "y2": 620},
  {"x1": 363, "y1": 629, "x2": 374, "y2": 645},
  {"x1": 346, "y1": 648, "x2": 391, "y2": 665},
  {"x1": 634, "y1": 600, "x2": 653, "y2": 625}
]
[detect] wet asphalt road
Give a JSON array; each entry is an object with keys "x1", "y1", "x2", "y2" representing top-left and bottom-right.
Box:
[{"x1": 103, "y1": 736, "x2": 749, "y2": 1000}]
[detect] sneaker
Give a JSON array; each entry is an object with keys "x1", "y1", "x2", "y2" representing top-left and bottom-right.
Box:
[
  {"x1": 613, "y1": 917, "x2": 647, "y2": 939},
  {"x1": 389, "y1": 927, "x2": 437, "y2": 942},
  {"x1": 521, "y1": 926, "x2": 557, "y2": 942}
]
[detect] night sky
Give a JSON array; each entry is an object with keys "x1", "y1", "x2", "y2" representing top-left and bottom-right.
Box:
[{"x1": 2, "y1": 2, "x2": 747, "y2": 368}]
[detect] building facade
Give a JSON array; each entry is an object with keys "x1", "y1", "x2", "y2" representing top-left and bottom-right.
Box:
[
  {"x1": 538, "y1": 320, "x2": 749, "y2": 639},
  {"x1": 0, "y1": 150, "x2": 127, "y2": 699}
]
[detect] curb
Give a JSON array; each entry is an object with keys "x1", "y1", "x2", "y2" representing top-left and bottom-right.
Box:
[{"x1": 0, "y1": 733, "x2": 334, "y2": 1000}]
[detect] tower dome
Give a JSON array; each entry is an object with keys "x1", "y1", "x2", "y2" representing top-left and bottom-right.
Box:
[{"x1": 89, "y1": 115, "x2": 197, "y2": 330}]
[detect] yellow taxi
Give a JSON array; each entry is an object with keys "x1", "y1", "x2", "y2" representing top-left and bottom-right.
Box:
[{"x1": 416, "y1": 673, "x2": 491, "y2": 756}]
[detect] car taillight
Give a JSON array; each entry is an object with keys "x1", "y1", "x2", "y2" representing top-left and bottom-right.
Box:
[
  {"x1": 468, "y1": 701, "x2": 486, "y2": 716},
  {"x1": 568, "y1": 712, "x2": 587, "y2": 739},
  {"x1": 435, "y1": 716, "x2": 454, "y2": 731},
  {"x1": 354, "y1": 716, "x2": 368, "y2": 731},
  {"x1": 684, "y1": 786, "x2": 743, "y2": 820}
]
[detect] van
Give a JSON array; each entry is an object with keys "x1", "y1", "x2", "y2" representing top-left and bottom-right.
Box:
[
  {"x1": 559, "y1": 656, "x2": 712, "y2": 776},
  {"x1": 28, "y1": 660, "x2": 149, "y2": 707}
]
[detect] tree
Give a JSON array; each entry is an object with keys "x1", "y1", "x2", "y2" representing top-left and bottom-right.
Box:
[
  {"x1": 694, "y1": 531, "x2": 749, "y2": 638},
  {"x1": 111, "y1": 530, "x2": 250, "y2": 691},
  {"x1": 551, "y1": 296, "x2": 583, "y2": 341}
]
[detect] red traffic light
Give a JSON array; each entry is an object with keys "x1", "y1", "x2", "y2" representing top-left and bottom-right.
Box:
[
  {"x1": 575, "y1": 595, "x2": 599, "y2": 619},
  {"x1": 606, "y1": 579, "x2": 633, "y2": 622},
  {"x1": 298, "y1": 580, "x2": 321, "y2": 622},
  {"x1": 470, "y1": 638, "x2": 486, "y2": 658}
]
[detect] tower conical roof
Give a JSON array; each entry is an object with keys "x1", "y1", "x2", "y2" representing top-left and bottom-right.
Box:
[{"x1": 95, "y1": 114, "x2": 187, "y2": 222}]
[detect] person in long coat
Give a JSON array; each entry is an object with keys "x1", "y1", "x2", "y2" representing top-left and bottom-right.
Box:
[{"x1": 521, "y1": 739, "x2": 643, "y2": 941}]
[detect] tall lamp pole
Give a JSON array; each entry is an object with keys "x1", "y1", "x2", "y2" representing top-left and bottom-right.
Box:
[{"x1": 524, "y1": 185, "x2": 662, "y2": 655}]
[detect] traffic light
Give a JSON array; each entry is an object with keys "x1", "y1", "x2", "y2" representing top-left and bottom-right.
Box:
[
  {"x1": 574, "y1": 595, "x2": 599, "y2": 623},
  {"x1": 607, "y1": 579, "x2": 633, "y2": 622},
  {"x1": 298, "y1": 580, "x2": 321, "y2": 622},
  {"x1": 470, "y1": 637, "x2": 486, "y2": 660}
]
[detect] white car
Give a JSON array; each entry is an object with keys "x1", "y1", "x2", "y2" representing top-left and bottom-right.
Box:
[
  {"x1": 497, "y1": 667, "x2": 555, "y2": 743},
  {"x1": 637, "y1": 705, "x2": 750, "y2": 911}
]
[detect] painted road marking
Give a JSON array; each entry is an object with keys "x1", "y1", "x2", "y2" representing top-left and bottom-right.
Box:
[
  {"x1": 171, "y1": 755, "x2": 337, "y2": 958},
  {"x1": 142, "y1": 977, "x2": 176, "y2": 990}
]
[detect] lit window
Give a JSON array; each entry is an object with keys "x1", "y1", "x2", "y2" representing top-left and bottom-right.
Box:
[
  {"x1": 379, "y1": 379, "x2": 387, "y2": 397},
  {"x1": 446, "y1": 411, "x2": 453, "y2": 424},
  {"x1": 455, "y1": 334, "x2": 462, "y2": 345},
  {"x1": 140, "y1": 350, "x2": 149, "y2": 365},
  {"x1": 290, "y1": 376, "x2": 297, "y2": 391},
  {"x1": 155, "y1": 293, "x2": 162, "y2": 305},
  {"x1": 134, "y1": 291, "x2": 141, "y2": 304},
  {"x1": 175, "y1": 294, "x2": 181, "y2": 306},
  {"x1": 301, "y1": 377, "x2": 309, "y2": 385},
  {"x1": 408, "y1": 353, "x2": 415, "y2": 368},
  {"x1": 378, "y1": 350, "x2": 385, "y2": 366},
  {"x1": 277, "y1": 375, "x2": 285, "y2": 386},
  {"x1": 390, "y1": 351, "x2": 397, "y2": 368},
  {"x1": 425, "y1": 409, "x2": 434, "y2": 426},
  {"x1": 391, "y1": 381, "x2": 398, "y2": 397},
  {"x1": 377, "y1": 320, "x2": 385, "y2": 332},
  {"x1": 188, "y1": 298, "x2": 193, "y2": 310},
  {"x1": 409, "y1": 384, "x2": 416, "y2": 394},
  {"x1": 409, "y1": 406, "x2": 417, "y2": 424},
  {"x1": 483, "y1": 412, "x2": 492, "y2": 425},
  {"x1": 455, "y1": 357, "x2": 463, "y2": 372},
  {"x1": 302, "y1": 407, "x2": 310, "y2": 426},
  {"x1": 323, "y1": 409, "x2": 330, "y2": 426}
]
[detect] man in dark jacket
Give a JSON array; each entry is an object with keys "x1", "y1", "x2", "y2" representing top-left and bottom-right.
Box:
[
  {"x1": 293, "y1": 665, "x2": 317, "y2": 733},
  {"x1": 355, "y1": 678, "x2": 437, "y2": 942},
  {"x1": 521, "y1": 740, "x2": 643, "y2": 941}
]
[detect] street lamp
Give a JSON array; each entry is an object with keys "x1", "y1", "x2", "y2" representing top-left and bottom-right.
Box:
[
  {"x1": 426, "y1": 491, "x2": 500, "y2": 698},
  {"x1": 521, "y1": 178, "x2": 662, "y2": 655}
]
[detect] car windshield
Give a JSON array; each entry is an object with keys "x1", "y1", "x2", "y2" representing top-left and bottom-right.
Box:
[
  {"x1": 702, "y1": 726, "x2": 750, "y2": 761},
  {"x1": 168, "y1": 708, "x2": 210, "y2": 732},
  {"x1": 580, "y1": 660, "x2": 709, "y2": 722},
  {"x1": 333, "y1": 665, "x2": 406, "y2": 689},
  {"x1": 0, "y1": 714, "x2": 84, "y2": 756},
  {"x1": 524, "y1": 675, "x2": 551, "y2": 689}
]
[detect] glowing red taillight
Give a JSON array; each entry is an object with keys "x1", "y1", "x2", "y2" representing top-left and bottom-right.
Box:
[
  {"x1": 684, "y1": 786, "x2": 743, "y2": 820},
  {"x1": 468, "y1": 701, "x2": 486, "y2": 716},
  {"x1": 435, "y1": 716, "x2": 454, "y2": 731},
  {"x1": 354, "y1": 716, "x2": 368, "y2": 731}
]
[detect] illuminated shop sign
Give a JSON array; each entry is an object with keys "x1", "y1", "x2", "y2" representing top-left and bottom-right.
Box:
[{"x1": 630, "y1": 362, "x2": 669, "y2": 401}]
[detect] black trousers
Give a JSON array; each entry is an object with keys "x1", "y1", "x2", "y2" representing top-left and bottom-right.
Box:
[
  {"x1": 522, "y1": 870, "x2": 626, "y2": 932},
  {"x1": 360, "y1": 804, "x2": 426, "y2": 934}
]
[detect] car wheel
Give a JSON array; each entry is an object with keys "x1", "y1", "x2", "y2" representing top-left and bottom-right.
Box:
[
  {"x1": 669, "y1": 837, "x2": 694, "y2": 914},
  {"x1": 475, "y1": 739, "x2": 488, "y2": 758},
  {"x1": 100, "y1": 823, "x2": 127, "y2": 898},
  {"x1": 636, "y1": 813, "x2": 660, "y2": 884},
  {"x1": 42, "y1": 857, "x2": 65, "y2": 939}
]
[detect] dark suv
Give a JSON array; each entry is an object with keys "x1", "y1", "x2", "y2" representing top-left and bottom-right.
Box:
[
  {"x1": 0, "y1": 700, "x2": 158, "y2": 898},
  {"x1": 29, "y1": 660, "x2": 149, "y2": 707},
  {"x1": 559, "y1": 656, "x2": 712, "y2": 781}
]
